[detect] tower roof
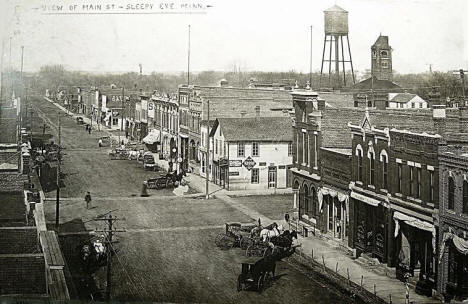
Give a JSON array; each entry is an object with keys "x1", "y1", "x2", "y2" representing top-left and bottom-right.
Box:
[
  {"x1": 324, "y1": 4, "x2": 347, "y2": 13},
  {"x1": 372, "y1": 35, "x2": 389, "y2": 48}
]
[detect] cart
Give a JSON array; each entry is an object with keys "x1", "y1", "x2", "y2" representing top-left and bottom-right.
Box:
[
  {"x1": 215, "y1": 222, "x2": 258, "y2": 250},
  {"x1": 143, "y1": 153, "x2": 157, "y2": 171},
  {"x1": 109, "y1": 148, "x2": 129, "y2": 160},
  {"x1": 146, "y1": 174, "x2": 175, "y2": 189},
  {"x1": 237, "y1": 256, "x2": 275, "y2": 293}
]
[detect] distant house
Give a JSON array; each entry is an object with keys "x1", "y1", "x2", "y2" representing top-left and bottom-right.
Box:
[
  {"x1": 388, "y1": 93, "x2": 427, "y2": 109},
  {"x1": 202, "y1": 117, "x2": 293, "y2": 190}
]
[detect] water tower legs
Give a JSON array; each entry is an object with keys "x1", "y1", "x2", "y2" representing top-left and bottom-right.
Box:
[{"x1": 319, "y1": 34, "x2": 355, "y2": 90}]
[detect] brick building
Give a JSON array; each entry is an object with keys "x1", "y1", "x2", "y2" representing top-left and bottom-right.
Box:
[
  {"x1": 371, "y1": 35, "x2": 393, "y2": 82},
  {"x1": 438, "y1": 146, "x2": 468, "y2": 301}
]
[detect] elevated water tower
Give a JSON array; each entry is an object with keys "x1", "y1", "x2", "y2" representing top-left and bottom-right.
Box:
[{"x1": 319, "y1": 5, "x2": 355, "y2": 89}]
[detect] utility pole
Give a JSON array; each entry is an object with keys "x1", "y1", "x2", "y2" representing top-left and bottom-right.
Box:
[
  {"x1": 20, "y1": 46, "x2": 24, "y2": 84},
  {"x1": 55, "y1": 114, "x2": 61, "y2": 228},
  {"x1": 119, "y1": 87, "x2": 124, "y2": 145},
  {"x1": 460, "y1": 69, "x2": 466, "y2": 103},
  {"x1": 187, "y1": 25, "x2": 191, "y2": 85},
  {"x1": 93, "y1": 213, "x2": 125, "y2": 302},
  {"x1": 309, "y1": 26, "x2": 313, "y2": 89},
  {"x1": 30, "y1": 108, "x2": 33, "y2": 144},
  {"x1": 205, "y1": 99, "x2": 210, "y2": 200}
]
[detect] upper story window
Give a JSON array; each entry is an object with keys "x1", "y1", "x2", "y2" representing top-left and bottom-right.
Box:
[
  {"x1": 355, "y1": 144, "x2": 363, "y2": 182},
  {"x1": 409, "y1": 166, "x2": 414, "y2": 197},
  {"x1": 215, "y1": 139, "x2": 218, "y2": 154},
  {"x1": 372, "y1": 50, "x2": 376, "y2": 58},
  {"x1": 380, "y1": 150, "x2": 388, "y2": 189},
  {"x1": 302, "y1": 109, "x2": 307, "y2": 122},
  {"x1": 252, "y1": 142, "x2": 259, "y2": 157},
  {"x1": 448, "y1": 175, "x2": 455, "y2": 210},
  {"x1": 238, "y1": 142, "x2": 245, "y2": 157},
  {"x1": 380, "y1": 50, "x2": 388, "y2": 58},
  {"x1": 381, "y1": 61, "x2": 388, "y2": 68},
  {"x1": 429, "y1": 170, "x2": 435, "y2": 203},
  {"x1": 463, "y1": 180, "x2": 468, "y2": 214},
  {"x1": 288, "y1": 142, "x2": 293, "y2": 156},
  {"x1": 397, "y1": 163, "x2": 402, "y2": 193},
  {"x1": 416, "y1": 167, "x2": 422, "y2": 199},
  {"x1": 369, "y1": 152, "x2": 375, "y2": 186}
]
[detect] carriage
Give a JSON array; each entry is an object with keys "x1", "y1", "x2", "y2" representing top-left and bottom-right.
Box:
[
  {"x1": 146, "y1": 175, "x2": 174, "y2": 189},
  {"x1": 143, "y1": 153, "x2": 158, "y2": 171},
  {"x1": 79, "y1": 234, "x2": 108, "y2": 271},
  {"x1": 237, "y1": 256, "x2": 276, "y2": 293},
  {"x1": 109, "y1": 148, "x2": 129, "y2": 160},
  {"x1": 214, "y1": 222, "x2": 257, "y2": 250}
]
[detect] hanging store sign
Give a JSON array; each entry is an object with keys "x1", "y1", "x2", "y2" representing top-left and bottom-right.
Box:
[{"x1": 243, "y1": 156, "x2": 256, "y2": 171}]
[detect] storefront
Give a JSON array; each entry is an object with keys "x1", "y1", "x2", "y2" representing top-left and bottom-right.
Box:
[
  {"x1": 213, "y1": 159, "x2": 228, "y2": 188},
  {"x1": 318, "y1": 187, "x2": 349, "y2": 242},
  {"x1": 352, "y1": 191, "x2": 389, "y2": 263},
  {"x1": 439, "y1": 231, "x2": 468, "y2": 300},
  {"x1": 393, "y1": 211, "x2": 436, "y2": 293}
]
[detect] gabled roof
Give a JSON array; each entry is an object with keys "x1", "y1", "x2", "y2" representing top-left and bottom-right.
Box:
[
  {"x1": 324, "y1": 4, "x2": 347, "y2": 12},
  {"x1": 352, "y1": 76, "x2": 401, "y2": 91},
  {"x1": 212, "y1": 117, "x2": 293, "y2": 142},
  {"x1": 0, "y1": 172, "x2": 25, "y2": 192},
  {"x1": 389, "y1": 93, "x2": 417, "y2": 103}
]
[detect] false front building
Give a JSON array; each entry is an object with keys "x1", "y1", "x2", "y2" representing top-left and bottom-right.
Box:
[{"x1": 202, "y1": 117, "x2": 293, "y2": 190}]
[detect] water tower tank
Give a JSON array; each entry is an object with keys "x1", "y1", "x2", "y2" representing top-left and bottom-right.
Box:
[{"x1": 324, "y1": 5, "x2": 348, "y2": 36}]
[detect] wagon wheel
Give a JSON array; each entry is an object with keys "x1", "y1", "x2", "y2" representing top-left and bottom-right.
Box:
[
  {"x1": 221, "y1": 235, "x2": 236, "y2": 250},
  {"x1": 262, "y1": 246, "x2": 273, "y2": 258},
  {"x1": 245, "y1": 244, "x2": 253, "y2": 256},
  {"x1": 263, "y1": 272, "x2": 271, "y2": 289},
  {"x1": 237, "y1": 275, "x2": 243, "y2": 292},
  {"x1": 257, "y1": 273, "x2": 265, "y2": 293}
]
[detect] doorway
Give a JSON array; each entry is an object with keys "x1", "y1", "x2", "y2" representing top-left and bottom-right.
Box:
[{"x1": 268, "y1": 167, "x2": 277, "y2": 188}]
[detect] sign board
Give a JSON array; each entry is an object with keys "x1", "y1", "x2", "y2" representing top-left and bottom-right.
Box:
[
  {"x1": 243, "y1": 156, "x2": 256, "y2": 171},
  {"x1": 259, "y1": 162, "x2": 266, "y2": 166},
  {"x1": 229, "y1": 160, "x2": 242, "y2": 167},
  {"x1": 278, "y1": 165, "x2": 286, "y2": 169},
  {"x1": 110, "y1": 95, "x2": 124, "y2": 103},
  {"x1": 229, "y1": 171, "x2": 240, "y2": 176},
  {"x1": 219, "y1": 159, "x2": 228, "y2": 167}
]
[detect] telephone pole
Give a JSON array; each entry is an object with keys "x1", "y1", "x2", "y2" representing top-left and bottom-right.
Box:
[
  {"x1": 55, "y1": 114, "x2": 61, "y2": 228},
  {"x1": 93, "y1": 213, "x2": 125, "y2": 301},
  {"x1": 205, "y1": 99, "x2": 210, "y2": 200}
]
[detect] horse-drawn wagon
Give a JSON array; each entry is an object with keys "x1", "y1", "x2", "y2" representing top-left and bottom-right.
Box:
[
  {"x1": 146, "y1": 171, "x2": 185, "y2": 190},
  {"x1": 237, "y1": 256, "x2": 276, "y2": 293},
  {"x1": 214, "y1": 222, "x2": 258, "y2": 250},
  {"x1": 108, "y1": 148, "x2": 129, "y2": 160}
]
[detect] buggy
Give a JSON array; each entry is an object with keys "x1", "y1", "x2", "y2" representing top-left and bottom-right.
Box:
[
  {"x1": 237, "y1": 256, "x2": 276, "y2": 293},
  {"x1": 143, "y1": 153, "x2": 157, "y2": 171},
  {"x1": 109, "y1": 148, "x2": 129, "y2": 160}
]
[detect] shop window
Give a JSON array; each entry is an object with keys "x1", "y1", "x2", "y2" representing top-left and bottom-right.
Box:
[
  {"x1": 463, "y1": 180, "x2": 468, "y2": 214},
  {"x1": 448, "y1": 176, "x2": 455, "y2": 210},
  {"x1": 238, "y1": 142, "x2": 245, "y2": 157},
  {"x1": 252, "y1": 142, "x2": 259, "y2": 157},
  {"x1": 251, "y1": 168, "x2": 259, "y2": 184}
]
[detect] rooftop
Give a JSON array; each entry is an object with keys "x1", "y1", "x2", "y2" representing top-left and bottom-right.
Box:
[
  {"x1": 352, "y1": 76, "x2": 401, "y2": 91},
  {"x1": 214, "y1": 117, "x2": 293, "y2": 142},
  {"x1": 0, "y1": 172, "x2": 26, "y2": 192},
  {"x1": 372, "y1": 35, "x2": 390, "y2": 48},
  {"x1": 389, "y1": 93, "x2": 417, "y2": 103},
  {"x1": 324, "y1": 4, "x2": 347, "y2": 12},
  {"x1": 0, "y1": 255, "x2": 47, "y2": 296}
]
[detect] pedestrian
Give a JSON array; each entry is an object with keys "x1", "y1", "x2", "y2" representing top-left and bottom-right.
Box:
[
  {"x1": 85, "y1": 124, "x2": 88, "y2": 132},
  {"x1": 85, "y1": 191, "x2": 92, "y2": 209},
  {"x1": 98, "y1": 138, "x2": 103, "y2": 148},
  {"x1": 88, "y1": 126, "x2": 91, "y2": 134}
]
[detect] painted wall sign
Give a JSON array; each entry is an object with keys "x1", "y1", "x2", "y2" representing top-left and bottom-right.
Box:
[
  {"x1": 229, "y1": 171, "x2": 240, "y2": 176},
  {"x1": 229, "y1": 160, "x2": 242, "y2": 167}
]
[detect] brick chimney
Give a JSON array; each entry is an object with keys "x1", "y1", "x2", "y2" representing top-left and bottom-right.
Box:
[{"x1": 432, "y1": 105, "x2": 446, "y2": 136}]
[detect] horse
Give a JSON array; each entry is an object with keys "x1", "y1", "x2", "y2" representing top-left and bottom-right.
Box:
[
  {"x1": 260, "y1": 223, "x2": 284, "y2": 243},
  {"x1": 270, "y1": 230, "x2": 299, "y2": 260}
]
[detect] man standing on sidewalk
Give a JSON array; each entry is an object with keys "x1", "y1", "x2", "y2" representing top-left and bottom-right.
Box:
[{"x1": 85, "y1": 191, "x2": 92, "y2": 209}]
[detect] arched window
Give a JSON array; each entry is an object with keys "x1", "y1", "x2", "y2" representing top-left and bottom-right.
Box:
[
  {"x1": 380, "y1": 150, "x2": 389, "y2": 189},
  {"x1": 304, "y1": 185, "x2": 310, "y2": 216},
  {"x1": 311, "y1": 187, "x2": 316, "y2": 217},
  {"x1": 448, "y1": 176, "x2": 455, "y2": 210},
  {"x1": 380, "y1": 50, "x2": 388, "y2": 57},
  {"x1": 355, "y1": 144, "x2": 363, "y2": 182},
  {"x1": 463, "y1": 180, "x2": 468, "y2": 214},
  {"x1": 369, "y1": 152, "x2": 375, "y2": 185}
]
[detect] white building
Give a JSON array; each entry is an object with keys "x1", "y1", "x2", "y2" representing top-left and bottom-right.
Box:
[
  {"x1": 388, "y1": 93, "x2": 427, "y2": 109},
  {"x1": 201, "y1": 117, "x2": 293, "y2": 190}
]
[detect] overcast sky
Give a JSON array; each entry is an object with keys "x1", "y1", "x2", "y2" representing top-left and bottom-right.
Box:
[{"x1": 1, "y1": 0, "x2": 467, "y2": 74}]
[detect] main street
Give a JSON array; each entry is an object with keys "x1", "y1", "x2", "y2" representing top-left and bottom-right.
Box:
[{"x1": 32, "y1": 97, "x2": 360, "y2": 303}]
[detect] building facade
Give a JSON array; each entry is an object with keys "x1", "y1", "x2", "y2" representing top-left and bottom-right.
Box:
[
  {"x1": 371, "y1": 35, "x2": 393, "y2": 82},
  {"x1": 438, "y1": 147, "x2": 468, "y2": 301},
  {"x1": 203, "y1": 117, "x2": 293, "y2": 190}
]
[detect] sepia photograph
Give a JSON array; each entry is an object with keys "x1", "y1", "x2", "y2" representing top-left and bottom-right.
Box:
[{"x1": 0, "y1": 0, "x2": 468, "y2": 303}]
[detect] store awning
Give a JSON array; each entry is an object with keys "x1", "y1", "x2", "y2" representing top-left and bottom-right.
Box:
[
  {"x1": 393, "y1": 211, "x2": 436, "y2": 253},
  {"x1": 350, "y1": 191, "x2": 380, "y2": 207},
  {"x1": 142, "y1": 131, "x2": 160, "y2": 144}
]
